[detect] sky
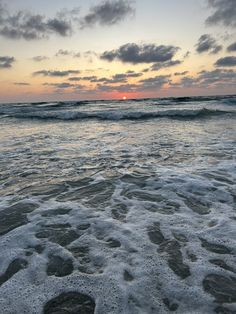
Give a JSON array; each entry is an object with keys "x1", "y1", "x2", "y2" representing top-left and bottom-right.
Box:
[{"x1": 0, "y1": 0, "x2": 236, "y2": 102}]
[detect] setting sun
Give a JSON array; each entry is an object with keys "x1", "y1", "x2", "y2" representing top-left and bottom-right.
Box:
[{"x1": 122, "y1": 96, "x2": 127, "y2": 100}]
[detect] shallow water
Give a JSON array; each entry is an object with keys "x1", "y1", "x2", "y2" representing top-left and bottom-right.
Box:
[{"x1": 0, "y1": 96, "x2": 236, "y2": 313}]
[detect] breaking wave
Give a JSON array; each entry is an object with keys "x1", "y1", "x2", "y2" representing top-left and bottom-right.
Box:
[{"x1": 2, "y1": 108, "x2": 234, "y2": 121}]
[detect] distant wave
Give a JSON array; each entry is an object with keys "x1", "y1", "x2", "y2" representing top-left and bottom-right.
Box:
[{"x1": 2, "y1": 108, "x2": 235, "y2": 121}]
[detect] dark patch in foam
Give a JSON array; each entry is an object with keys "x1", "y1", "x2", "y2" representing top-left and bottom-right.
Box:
[
  {"x1": 47, "y1": 255, "x2": 73, "y2": 277},
  {"x1": 124, "y1": 270, "x2": 134, "y2": 282},
  {"x1": 121, "y1": 173, "x2": 148, "y2": 188},
  {"x1": 41, "y1": 207, "x2": 72, "y2": 217},
  {"x1": 160, "y1": 240, "x2": 191, "y2": 279},
  {"x1": 203, "y1": 274, "x2": 236, "y2": 303},
  {"x1": 0, "y1": 202, "x2": 38, "y2": 236},
  {"x1": 215, "y1": 306, "x2": 236, "y2": 314},
  {"x1": 69, "y1": 245, "x2": 104, "y2": 275},
  {"x1": 147, "y1": 222, "x2": 165, "y2": 245},
  {"x1": 0, "y1": 259, "x2": 28, "y2": 286},
  {"x1": 184, "y1": 197, "x2": 211, "y2": 215},
  {"x1": 209, "y1": 259, "x2": 235, "y2": 273},
  {"x1": 200, "y1": 238, "x2": 232, "y2": 255},
  {"x1": 19, "y1": 183, "x2": 68, "y2": 199},
  {"x1": 111, "y1": 203, "x2": 128, "y2": 221},
  {"x1": 147, "y1": 223, "x2": 190, "y2": 279},
  {"x1": 57, "y1": 180, "x2": 114, "y2": 208},
  {"x1": 173, "y1": 232, "x2": 188, "y2": 243},
  {"x1": 36, "y1": 223, "x2": 79, "y2": 247},
  {"x1": 163, "y1": 298, "x2": 179, "y2": 312},
  {"x1": 43, "y1": 291, "x2": 95, "y2": 314},
  {"x1": 124, "y1": 190, "x2": 165, "y2": 203},
  {"x1": 106, "y1": 238, "x2": 121, "y2": 248}
]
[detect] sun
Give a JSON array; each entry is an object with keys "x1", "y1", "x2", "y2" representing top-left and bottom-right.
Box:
[{"x1": 122, "y1": 96, "x2": 127, "y2": 100}]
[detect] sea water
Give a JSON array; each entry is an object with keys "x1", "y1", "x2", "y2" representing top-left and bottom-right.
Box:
[{"x1": 0, "y1": 96, "x2": 235, "y2": 313}]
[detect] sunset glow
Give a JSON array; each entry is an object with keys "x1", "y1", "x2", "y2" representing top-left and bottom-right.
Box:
[{"x1": 0, "y1": 0, "x2": 236, "y2": 103}]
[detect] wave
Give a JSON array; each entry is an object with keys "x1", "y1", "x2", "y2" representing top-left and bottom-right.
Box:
[{"x1": 3, "y1": 107, "x2": 235, "y2": 121}]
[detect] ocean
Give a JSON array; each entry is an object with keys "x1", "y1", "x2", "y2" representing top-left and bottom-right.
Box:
[{"x1": 0, "y1": 95, "x2": 236, "y2": 313}]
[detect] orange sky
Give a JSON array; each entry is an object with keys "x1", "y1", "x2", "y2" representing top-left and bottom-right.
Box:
[{"x1": 0, "y1": 0, "x2": 236, "y2": 102}]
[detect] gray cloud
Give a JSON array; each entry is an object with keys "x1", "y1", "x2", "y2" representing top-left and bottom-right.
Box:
[
  {"x1": 150, "y1": 60, "x2": 182, "y2": 71},
  {"x1": 43, "y1": 82, "x2": 75, "y2": 89},
  {"x1": 80, "y1": 0, "x2": 134, "y2": 28},
  {"x1": 0, "y1": 1, "x2": 73, "y2": 40},
  {"x1": 32, "y1": 56, "x2": 49, "y2": 62},
  {"x1": 174, "y1": 71, "x2": 189, "y2": 76},
  {"x1": 215, "y1": 56, "x2": 236, "y2": 67},
  {"x1": 206, "y1": 0, "x2": 236, "y2": 28},
  {"x1": 97, "y1": 83, "x2": 137, "y2": 92},
  {"x1": 0, "y1": 55, "x2": 15, "y2": 68},
  {"x1": 104, "y1": 71, "x2": 142, "y2": 83},
  {"x1": 55, "y1": 49, "x2": 81, "y2": 58},
  {"x1": 101, "y1": 43, "x2": 179, "y2": 64},
  {"x1": 97, "y1": 75, "x2": 171, "y2": 93},
  {"x1": 195, "y1": 34, "x2": 222, "y2": 54},
  {"x1": 139, "y1": 75, "x2": 171, "y2": 89},
  {"x1": 227, "y1": 42, "x2": 236, "y2": 52},
  {"x1": 172, "y1": 69, "x2": 236, "y2": 89},
  {"x1": 14, "y1": 82, "x2": 30, "y2": 86},
  {"x1": 33, "y1": 70, "x2": 80, "y2": 77},
  {"x1": 68, "y1": 72, "x2": 142, "y2": 84},
  {"x1": 198, "y1": 69, "x2": 236, "y2": 84}
]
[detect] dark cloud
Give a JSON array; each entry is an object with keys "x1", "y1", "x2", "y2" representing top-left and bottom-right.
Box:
[
  {"x1": 33, "y1": 70, "x2": 80, "y2": 77},
  {"x1": 14, "y1": 82, "x2": 30, "y2": 86},
  {"x1": 80, "y1": 0, "x2": 134, "y2": 28},
  {"x1": 55, "y1": 49, "x2": 81, "y2": 58},
  {"x1": 68, "y1": 72, "x2": 142, "y2": 84},
  {"x1": 215, "y1": 56, "x2": 236, "y2": 67},
  {"x1": 172, "y1": 69, "x2": 236, "y2": 89},
  {"x1": 97, "y1": 75, "x2": 171, "y2": 93},
  {"x1": 174, "y1": 71, "x2": 189, "y2": 76},
  {"x1": 43, "y1": 82, "x2": 75, "y2": 89},
  {"x1": 198, "y1": 69, "x2": 236, "y2": 84},
  {"x1": 206, "y1": 0, "x2": 236, "y2": 28},
  {"x1": 150, "y1": 60, "x2": 182, "y2": 71},
  {"x1": 195, "y1": 34, "x2": 222, "y2": 54},
  {"x1": 101, "y1": 43, "x2": 179, "y2": 64},
  {"x1": 97, "y1": 83, "x2": 137, "y2": 92},
  {"x1": 227, "y1": 42, "x2": 236, "y2": 52},
  {"x1": 183, "y1": 51, "x2": 191, "y2": 59},
  {"x1": 0, "y1": 55, "x2": 15, "y2": 68},
  {"x1": 32, "y1": 56, "x2": 48, "y2": 62},
  {"x1": 0, "y1": 1, "x2": 73, "y2": 40},
  {"x1": 139, "y1": 75, "x2": 171, "y2": 89}
]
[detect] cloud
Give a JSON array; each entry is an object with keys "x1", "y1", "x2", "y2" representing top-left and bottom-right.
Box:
[
  {"x1": 206, "y1": 0, "x2": 236, "y2": 28},
  {"x1": 68, "y1": 72, "x2": 142, "y2": 84},
  {"x1": 96, "y1": 74, "x2": 171, "y2": 93},
  {"x1": 227, "y1": 42, "x2": 236, "y2": 52},
  {"x1": 55, "y1": 49, "x2": 81, "y2": 58},
  {"x1": 80, "y1": 0, "x2": 134, "y2": 28},
  {"x1": 43, "y1": 82, "x2": 75, "y2": 89},
  {"x1": 14, "y1": 82, "x2": 30, "y2": 86},
  {"x1": 139, "y1": 75, "x2": 171, "y2": 89},
  {"x1": 215, "y1": 56, "x2": 236, "y2": 67},
  {"x1": 32, "y1": 56, "x2": 49, "y2": 62},
  {"x1": 102, "y1": 71, "x2": 143, "y2": 83},
  {"x1": 101, "y1": 43, "x2": 179, "y2": 64},
  {"x1": 33, "y1": 70, "x2": 80, "y2": 77},
  {"x1": 150, "y1": 60, "x2": 182, "y2": 71},
  {"x1": 174, "y1": 71, "x2": 189, "y2": 76},
  {"x1": 97, "y1": 83, "x2": 137, "y2": 92},
  {"x1": 0, "y1": 55, "x2": 15, "y2": 68},
  {"x1": 0, "y1": 1, "x2": 73, "y2": 40},
  {"x1": 195, "y1": 34, "x2": 222, "y2": 54},
  {"x1": 172, "y1": 69, "x2": 236, "y2": 89}
]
